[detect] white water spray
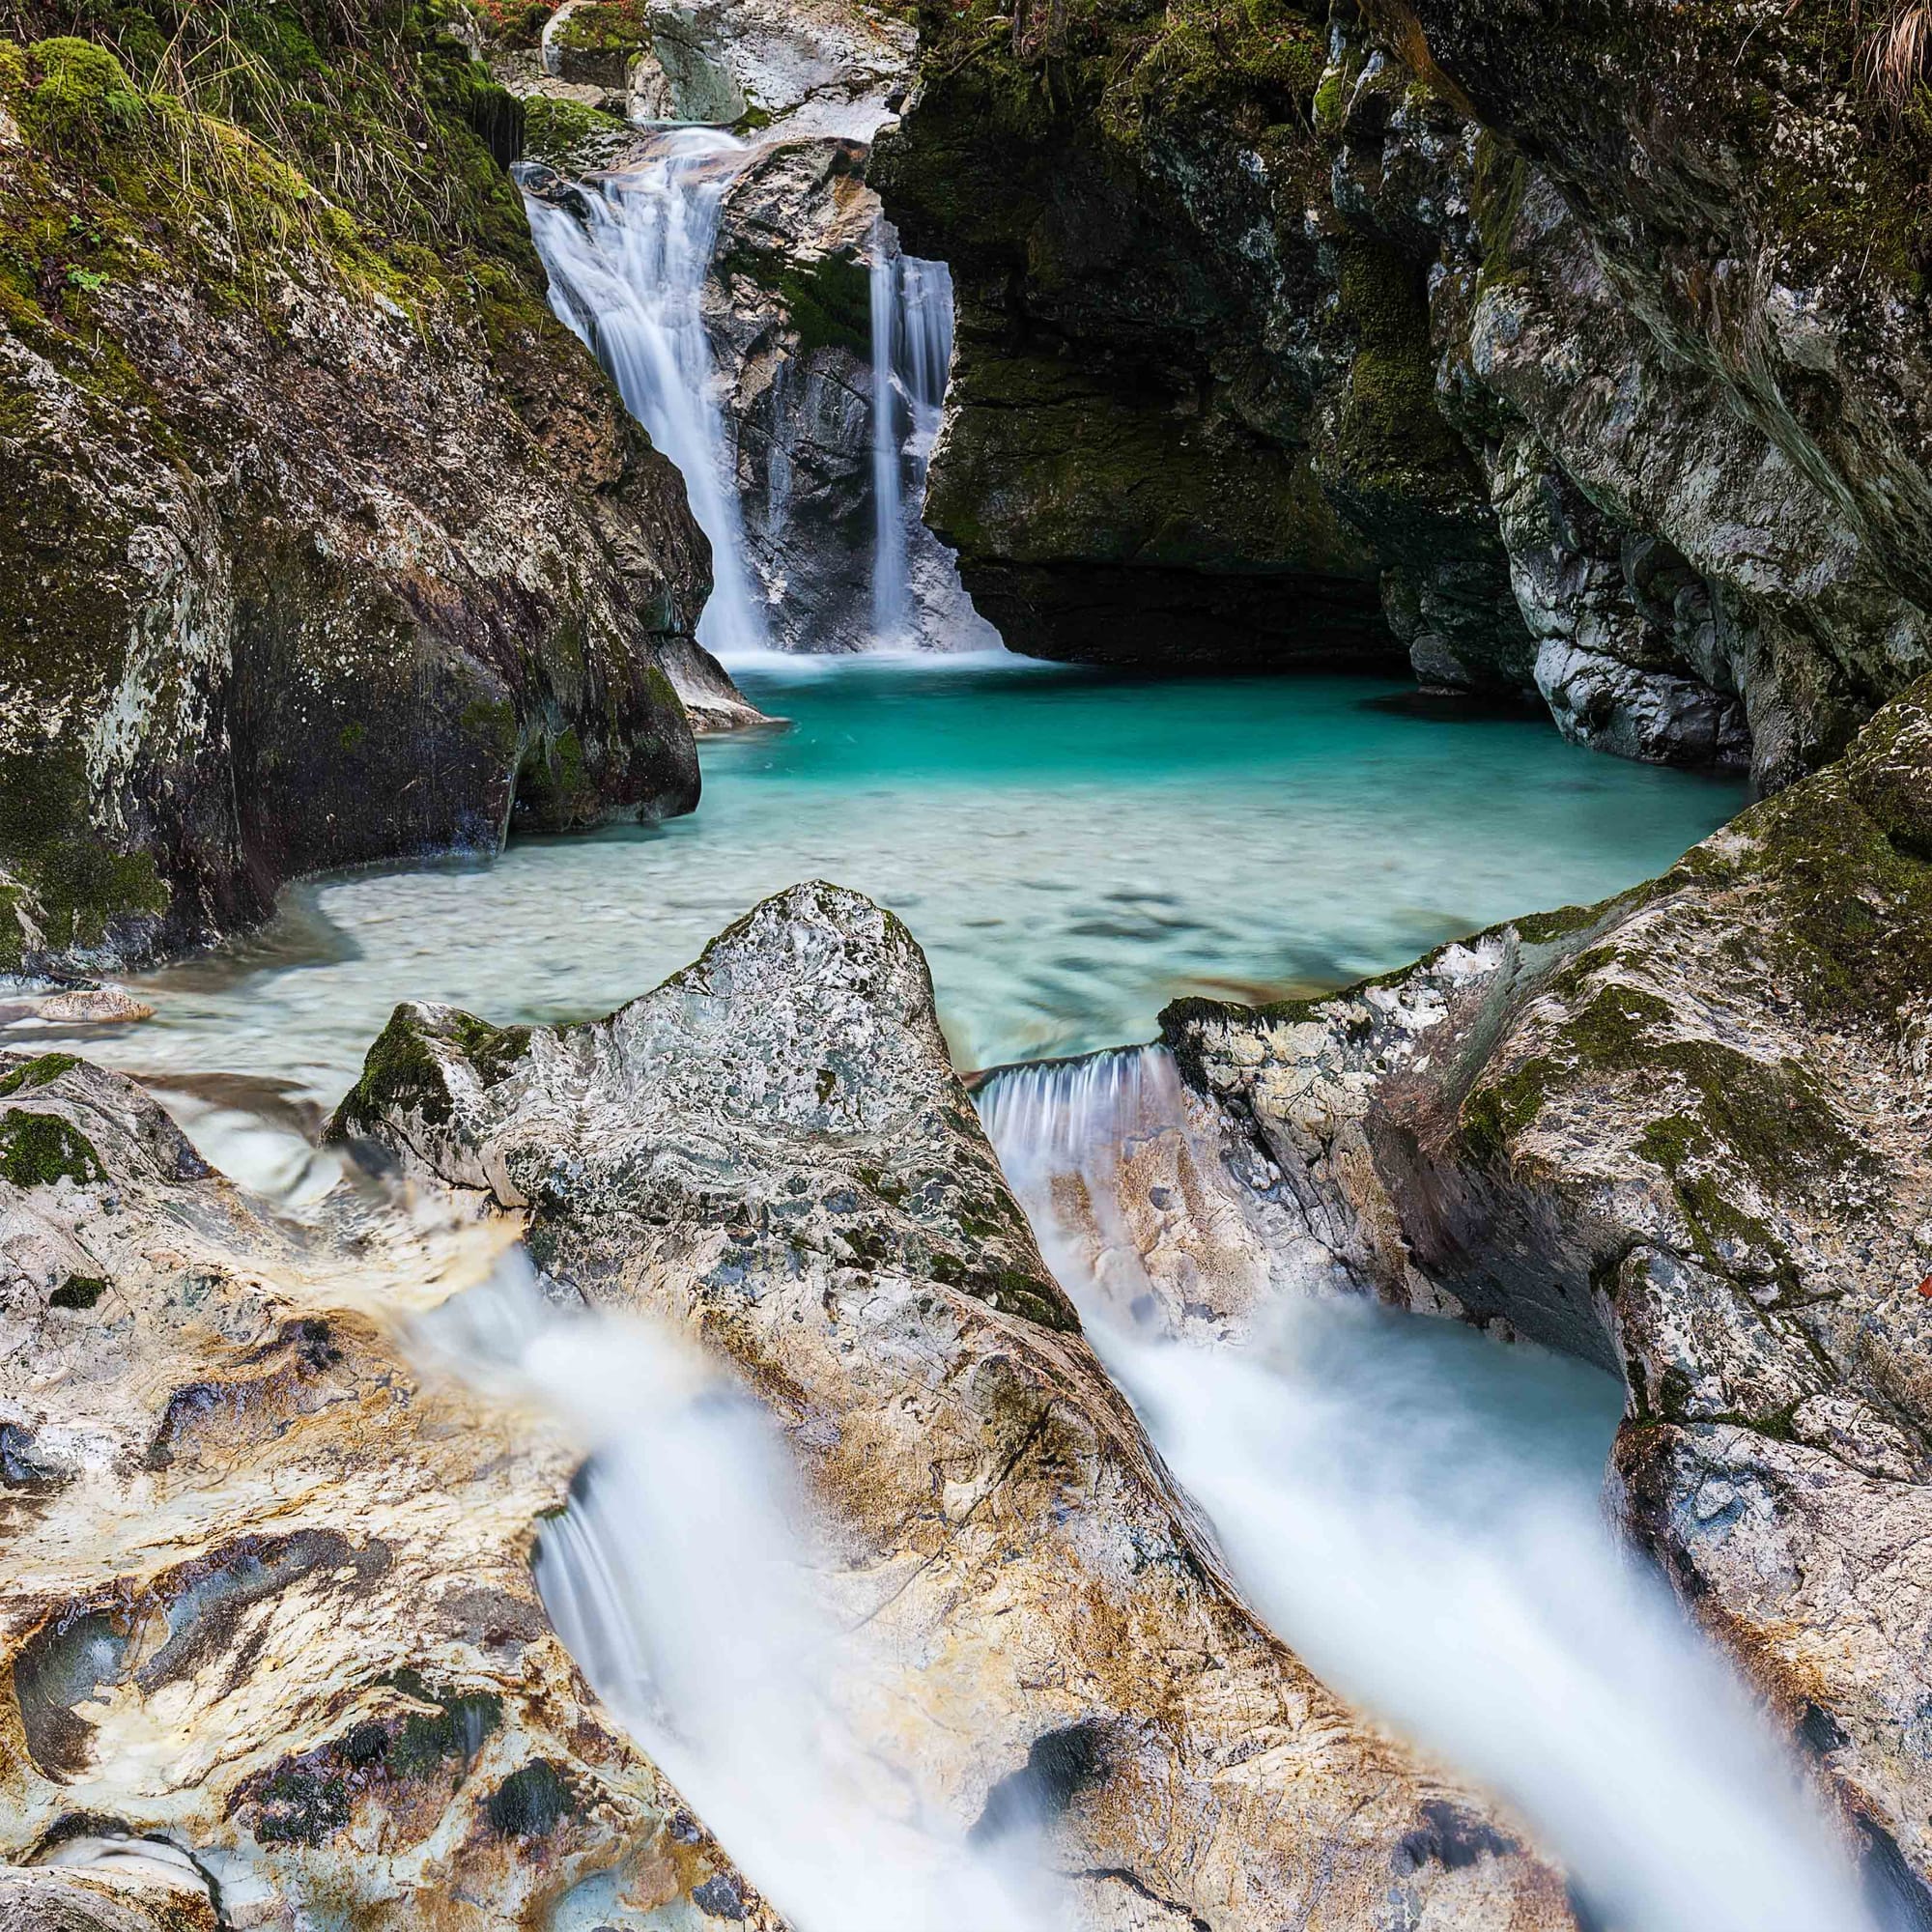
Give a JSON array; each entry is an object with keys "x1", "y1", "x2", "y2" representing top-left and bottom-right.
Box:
[
  {"x1": 417, "y1": 1254, "x2": 1057, "y2": 1932},
  {"x1": 869, "y1": 213, "x2": 957, "y2": 643},
  {"x1": 523, "y1": 132, "x2": 768, "y2": 659},
  {"x1": 976, "y1": 1049, "x2": 1882, "y2": 1932}
]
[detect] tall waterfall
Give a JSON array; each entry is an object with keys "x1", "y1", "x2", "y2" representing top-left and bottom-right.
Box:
[
  {"x1": 417, "y1": 1253, "x2": 1056, "y2": 1932},
  {"x1": 523, "y1": 131, "x2": 768, "y2": 660},
  {"x1": 869, "y1": 215, "x2": 957, "y2": 644},
  {"x1": 976, "y1": 1050, "x2": 1883, "y2": 1932}
]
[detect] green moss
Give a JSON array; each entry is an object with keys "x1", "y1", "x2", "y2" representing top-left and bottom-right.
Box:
[
  {"x1": 459, "y1": 695, "x2": 522, "y2": 766},
  {"x1": 1459, "y1": 969, "x2": 1859, "y2": 1236},
  {"x1": 1509, "y1": 901, "x2": 1607, "y2": 946},
  {"x1": 384, "y1": 1668, "x2": 504, "y2": 1777},
  {"x1": 18, "y1": 36, "x2": 148, "y2": 152},
  {"x1": 1468, "y1": 130, "x2": 1529, "y2": 289},
  {"x1": 0, "y1": 748, "x2": 172, "y2": 967},
  {"x1": 1329, "y1": 240, "x2": 1471, "y2": 499},
  {"x1": 486, "y1": 1758, "x2": 575, "y2": 1835},
  {"x1": 0, "y1": 1108, "x2": 105, "y2": 1188},
  {"x1": 1311, "y1": 62, "x2": 1345, "y2": 131},
  {"x1": 252, "y1": 1766, "x2": 350, "y2": 1845},
  {"x1": 513, "y1": 721, "x2": 597, "y2": 828},
  {"x1": 554, "y1": 0, "x2": 648, "y2": 53},
  {"x1": 328, "y1": 1004, "x2": 532, "y2": 1136},
  {"x1": 329, "y1": 1008, "x2": 457, "y2": 1132},
  {"x1": 722, "y1": 245, "x2": 871, "y2": 357},
  {"x1": 0, "y1": 1053, "x2": 79, "y2": 1096},
  {"x1": 1746, "y1": 724, "x2": 1932, "y2": 1026},
  {"x1": 49, "y1": 1272, "x2": 107, "y2": 1309},
  {"x1": 522, "y1": 92, "x2": 630, "y2": 171}
]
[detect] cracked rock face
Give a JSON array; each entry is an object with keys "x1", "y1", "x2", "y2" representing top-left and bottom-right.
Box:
[
  {"x1": 335, "y1": 878, "x2": 1582, "y2": 1931},
  {"x1": 0, "y1": 1052, "x2": 771, "y2": 1929},
  {"x1": 1162, "y1": 674, "x2": 1932, "y2": 1907}
]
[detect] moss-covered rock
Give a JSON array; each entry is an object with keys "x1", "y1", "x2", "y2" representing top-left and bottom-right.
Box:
[
  {"x1": 0, "y1": 0, "x2": 707, "y2": 974},
  {"x1": 879, "y1": 0, "x2": 1932, "y2": 774},
  {"x1": 1163, "y1": 672, "x2": 1932, "y2": 1891}
]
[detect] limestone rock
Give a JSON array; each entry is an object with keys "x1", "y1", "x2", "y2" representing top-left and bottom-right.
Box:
[
  {"x1": 0, "y1": 1051, "x2": 773, "y2": 1929},
  {"x1": 338, "y1": 880, "x2": 1583, "y2": 1930},
  {"x1": 877, "y1": 0, "x2": 1932, "y2": 780},
  {"x1": 1162, "y1": 675, "x2": 1932, "y2": 1908},
  {"x1": 0, "y1": 12, "x2": 711, "y2": 979},
  {"x1": 533, "y1": 0, "x2": 914, "y2": 139}
]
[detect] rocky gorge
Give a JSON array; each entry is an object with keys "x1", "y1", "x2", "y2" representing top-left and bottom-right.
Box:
[{"x1": 4, "y1": 0, "x2": 1932, "y2": 1927}]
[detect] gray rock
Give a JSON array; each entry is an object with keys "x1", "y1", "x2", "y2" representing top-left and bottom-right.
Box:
[
  {"x1": 1161, "y1": 674, "x2": 1932, "y2": 1902},
  {"x1": 337, "y1": 879, "x2": 1585, "y2": 1932}
]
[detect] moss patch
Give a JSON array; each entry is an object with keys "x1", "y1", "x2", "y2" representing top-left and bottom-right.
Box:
[
  {"x1": 486, "y1": 1757, "x2": 575, "y2": 1835},
  {"x1": 328, "y1": 1004, "x2": 533, "y2": 1136},
  {"x1": 49, "y1": 1272, "x2": 107, "y2": 1309},
  {"x1": 722, "y1": 244, "x2": 871, "y2": 357},
  {"x1": 0, "y1": 1052, "x2": 79, "y2": 1096},
  {"x1": 0, "y1": 1108, "x2": 104, "y2": 1188}
]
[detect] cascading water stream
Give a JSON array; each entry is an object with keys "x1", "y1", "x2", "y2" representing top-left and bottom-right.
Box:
[
  {"x1": 523, "y1": 132, "x2": 768, "y2": 659},
  {"x1": 975, "y1": 1048, "x2": 1884, "y2": 1932},
  {"x1": 415, "y1": 1253, "x2": 1058, "y2": 1932},
  {"x1": 869, "y1": 215, "x2": 958, "y2": 644}
]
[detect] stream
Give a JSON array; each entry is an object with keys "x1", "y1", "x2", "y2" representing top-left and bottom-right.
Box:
[
  {"x1": 13, "y1": 126, "x2": 1876, "y2": 1931},
  {"x1": 31, "y1": 656, "x2": 1743, "y2": 1195}
]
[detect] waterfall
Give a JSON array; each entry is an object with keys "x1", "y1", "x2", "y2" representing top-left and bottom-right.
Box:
[
  {"x1": 975, "y1": 1054, "x2": 1882, "y2": 1932},
  {"x1": 416, "y1": 1253, "x2": 1057, "y2": 1932},
  {"x1": 522, "y1": 131, "x2": 768, "y2": 660},
  {"x1": 868, "y1": 215, "x2": 959, "y2": 645},
  {"x1": 975, "y1": 1046, "x2": 1183, "y2": 1200}
]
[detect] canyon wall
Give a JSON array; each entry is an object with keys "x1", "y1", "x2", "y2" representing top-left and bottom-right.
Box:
[
  {"x1": 0, "y1": 2, "x2": 715, "y2": 978},
  {"x1": 875, "y1": 0, "x2": 1932, "y2": 783}
]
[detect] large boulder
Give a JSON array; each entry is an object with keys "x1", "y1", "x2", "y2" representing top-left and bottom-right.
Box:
[
  {"x1": 0, "y1": 8, "x2": 715, "y2": 978},
  {"x1": 1161, "y1": 674, "x2": 1932, "y2": 1905},
  {"x1": 0, "y1": 1049, "x2": 772, "y2": 1927},
  {"x1": 335, "y1": 879, "x2": 1583, "y2": 1930}
]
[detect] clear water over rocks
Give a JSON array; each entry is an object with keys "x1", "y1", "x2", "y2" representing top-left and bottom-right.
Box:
[{"x1": 44, "y1": 660, "x2": 1746, "y2": 1140}]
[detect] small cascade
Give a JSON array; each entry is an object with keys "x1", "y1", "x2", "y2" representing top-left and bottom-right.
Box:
[
  {"x1": 868, "y1": 214, "x2": 960, "y2": 644},
  {"x1": 974, "y1": 1060, "x2": 1882, "y2": 1932},
  {"x1": 417, "y1": 1253, "x2": 1057, "y2": 1932},
  {"x1": 975, "y1": 1045, "x2": 1185, "y2": 1203},
  {"x1": 522, "y1": 131, "x2": 768, "y2": 660}
]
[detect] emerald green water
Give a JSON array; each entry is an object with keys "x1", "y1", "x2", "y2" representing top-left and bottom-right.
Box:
[{"x1": 38, "y1": 656, "x2": 1746, "y2": 1181}]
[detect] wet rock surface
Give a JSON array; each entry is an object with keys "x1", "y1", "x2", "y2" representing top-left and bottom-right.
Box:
[
  {"x1": 0, "y1": 1051, "x2": 772, "y2": 1928},
  {"x1": 339, "y1": 879, "x2": 1582, "y2": 1931},
  {"x1": 0, "y1": 7, "x2": 717, "y2": 980},
  {"x1": 876, "y1": 0, "x2": 1932, "y2": 780},
  {"x1": 1161, "y1": 674, "x2": 1932, "y2": 1906}
]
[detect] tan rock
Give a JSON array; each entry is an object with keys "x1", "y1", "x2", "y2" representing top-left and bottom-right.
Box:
[
  {"x1": 0, "y1": 1053, "x2": 772, "y2": 1929},
  {"x1": 336, "y1": 881, "x2": 1581, "y2": 1930}
]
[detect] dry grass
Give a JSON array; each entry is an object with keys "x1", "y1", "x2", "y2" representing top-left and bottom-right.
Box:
[{"x1": 1862, "y1": 0, "x2": 1932, "y2": 110}]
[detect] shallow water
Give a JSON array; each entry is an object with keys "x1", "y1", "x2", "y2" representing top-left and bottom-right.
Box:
[{"x1": 37, "y1": 655, "x2": 1745, "y2": 1122}]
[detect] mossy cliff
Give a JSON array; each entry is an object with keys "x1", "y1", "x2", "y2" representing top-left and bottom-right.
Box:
[
  {"x1": 0, "y1": 1, "x2": 711, "y2": 974},
  {"x1": 1163, "y1": 672, "x2": 1932, "y2": 1902},
  {"x1": 877, "y1": 0, "x2": 1932, "y2": 781}
]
